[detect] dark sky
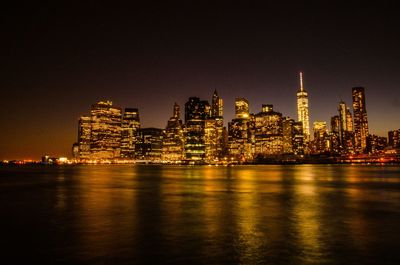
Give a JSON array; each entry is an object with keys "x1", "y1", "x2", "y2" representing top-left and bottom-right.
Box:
[{"x1": 1, "y1": 1, "x2": 400, "y2": 159}]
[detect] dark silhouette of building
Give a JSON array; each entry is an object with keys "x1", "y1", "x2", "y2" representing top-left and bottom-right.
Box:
[{"x1": 184, "y1": 97, "x2": 210, "y2": 162}]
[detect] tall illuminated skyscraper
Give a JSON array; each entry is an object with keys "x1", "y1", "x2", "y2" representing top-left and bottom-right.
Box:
[
  {"x1": 162, "y1": 103, "x2": 185, "y2": 162},
  {"x1": 254, "y1": 104, "x2": 283, "y2": 155},
  {"x1": 121, "y1": 108, "x2": 140, "y2": 158},
  {"x1": 352, "y1": 87, "x2": 369, "y2": 153},
  {"x1": 338, "y1": 101, "x2": 354, "y2": 154},
  {"x1": 296, "y1": 72, "x2": 310, "y2": 142},
  {"x1": 210, "y1": 90, "x2": 225, "y2": 161},
  {"x1": 228, "y1": 97, "x2": 252, "y2": 161},
  {"x1": 90, "y1": 101, "x2": 122, "y2": 159}
]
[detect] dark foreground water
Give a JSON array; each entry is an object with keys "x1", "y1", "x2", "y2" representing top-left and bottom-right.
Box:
[{"x1": 0, "y1": 165, "x2": 400, "y2": 265}]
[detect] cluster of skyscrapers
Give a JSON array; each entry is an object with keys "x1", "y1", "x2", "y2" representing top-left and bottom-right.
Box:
[{"x1": 72, "y1": 73, "x2": 399, "y2": 163}]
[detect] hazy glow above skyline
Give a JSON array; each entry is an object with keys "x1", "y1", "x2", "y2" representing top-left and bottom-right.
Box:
[{"x1": 1, "y1": 2, "x2": 400, "y2": 159}]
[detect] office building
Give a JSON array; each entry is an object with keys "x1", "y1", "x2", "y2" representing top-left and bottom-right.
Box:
[
  {"x1": 90, "y1": 101, "x2": 122, "y2": 160},
  {"x1": 254, "y1": 104, "x2": 283, "y2": 156},
  {"x1": 352, "y1": 87, "x2": 369, "y2": 153},
  {"x1": 162, "y1": 103, "x2": 185, "y2": 162},
  {"x1": 313, "y1": 121, "x2": 329, "y2": 153},
  {"x1": 77, "y1": 115, "x2": 91, "y2": 159},
  {"x1": 135, "y1": 128, "x2": 164, "y2": 161},
  {"x1": 184, "y1": 97, "x2": 210, "y2": 162},
  {"x1": 121, "y1": 108, "x2": 140, "y2": 158}
]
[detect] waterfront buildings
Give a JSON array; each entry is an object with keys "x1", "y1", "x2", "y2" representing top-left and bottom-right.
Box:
[
  {"x1": 352, "y1": 87, "x2": 369, "y2": 153},
  {"x1": 72, "y1": 76, "x2": 388, "y2": 163},
  {"x1": 75, "y1": 101, "x2": 139, "y2": 161}
]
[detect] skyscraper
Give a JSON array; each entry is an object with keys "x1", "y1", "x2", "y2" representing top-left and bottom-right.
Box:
[
  {"x1": 282, "y1": 117, "x2": 295, "y2": 154},
  {"x1": 330, "y1": 115, "x2": 341, "y2": 155},
  {"x1": 228, "y1": 98, "x2": 253, "y2": 161},
  {"x1": 90, "y1": 101, "x2": 122, "y2": 159},
  {"x1": 296, "y1": 72, "x2": 310, "y2": 143},
  {"x1": 184, "y1": 97, "x2": 210, "y2": 162},
  {"x1": 162, "y1": 103, "x2": 185, "y2": 162},
  {"x1": 254, "y1": 104, "x2": 283, "y2": 156},
  {"x1": 121, "y1": 108, "x2": 140, "y2": 158},
  {"x1": 338, "y1": 101, "x2": 354, "y2": 154},
  {"x1": 135, "y1": 128, "x2": 164, "y2": 161},
  {"x1": 352, "y1": 87, "x2": 369, "y2": 153},
  {"x1": 77, "y1": 115, "x2": 91, "y2": 159},
  {"x1": 209, "y1": 90, "x2": 225, "y2": 162},
  {"x1": 313, "y1": 121, "x2": 329, "y2": 153}
]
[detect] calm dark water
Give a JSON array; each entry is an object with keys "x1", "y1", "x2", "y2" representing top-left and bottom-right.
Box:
[{"x1": 0, "y1": 165, "x2": 400, "y2": 265}]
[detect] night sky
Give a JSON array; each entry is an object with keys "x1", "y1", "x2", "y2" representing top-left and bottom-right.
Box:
[{"x1": 2, "y1": 2, "x2": 400, "y2": 159}]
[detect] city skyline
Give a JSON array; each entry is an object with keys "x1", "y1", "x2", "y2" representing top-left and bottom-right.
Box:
[
  {"x1": 65, "y1": 83, "x2": 396, "y2": 164},
  {"x1": 1, "y1": 76, "x2": 400, "y2": 160},
  {"x1": 1, "y1": 76, "x2": 399, "y2": 160},
  {"x1": 2, "y1": 2, "x2": 400, "y2": 159}
]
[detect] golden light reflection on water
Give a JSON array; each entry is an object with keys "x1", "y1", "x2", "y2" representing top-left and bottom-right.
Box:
[
  {"x1": 71, "y1": 166, "x2": 138, "y2": 260},
  {"x1": 47, "y1": 164, "x2": 400, "y2": 264},
  {"x1": 292, "y1": 166, "x2": 323, "y2": 262}
]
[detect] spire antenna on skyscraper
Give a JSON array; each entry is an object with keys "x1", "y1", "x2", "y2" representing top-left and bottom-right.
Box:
[{"x1": 300, "y1": 71, "x2": 304, "y2": 91}]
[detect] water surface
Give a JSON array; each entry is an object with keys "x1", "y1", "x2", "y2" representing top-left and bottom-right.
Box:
[{"x1": 1, "y1": 165, "x2": 399, "y2": 264}]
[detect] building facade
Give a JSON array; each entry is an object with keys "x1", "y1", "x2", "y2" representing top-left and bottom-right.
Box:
[
  {"x1": 313, "y1": 121, "x2": 329, "y2": 154},
  {"x1": 388, "y1": 130, "x2": 400, "y2": 148},
  {"x1": 89, "y1": 101, "x2": 122, "y2": 160},
  {"x1": 338, "y1": 101, "x2": 354, "y2": 154},
  {"x1": 254, "y1": 104, "x2": 283, "y2": 156},
  {"x1": 228, "y1": 98, "x2": 253, "y2": 161},
  {"x1": 121, "y1": 108, "x2": 140, "y2": 158},
  {"x1": 135, "y1": 128, "x2": 164, "y2": 161},
  {"x1": 162, "y1": 103, "x2": 185, "y2": 162},
  {"x1": 77, "y1": 115, "x2": 92, "y2": 159},
  {"x1": 184, "y1": 97, "x2": 210, "y2": 162},
  {"x1": 352, "y1": 87, "x2": 369, "y2": 153}
]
